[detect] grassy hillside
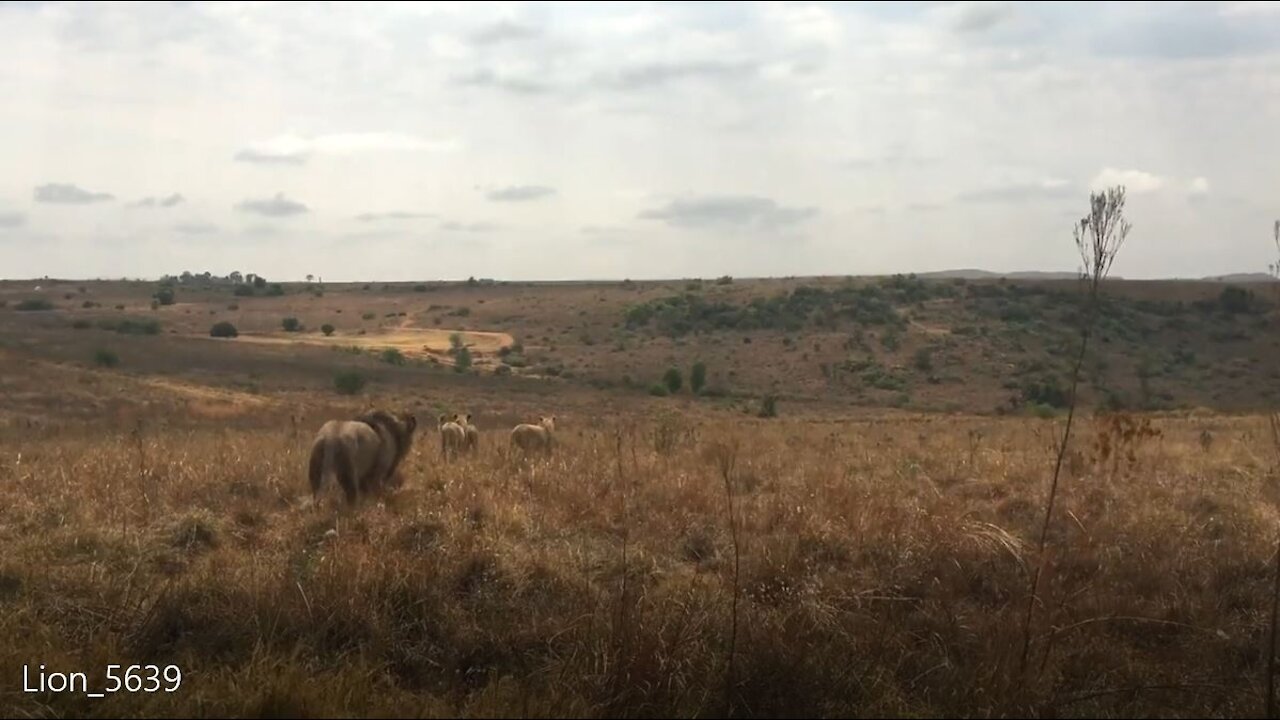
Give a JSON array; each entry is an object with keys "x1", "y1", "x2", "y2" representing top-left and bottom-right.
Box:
[{"x1": 2, "y1": 274, "x2": 1276, "y2": 418}]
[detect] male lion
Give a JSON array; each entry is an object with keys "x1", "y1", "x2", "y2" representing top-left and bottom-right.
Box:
[{"x1": 308, "y1": 409, "x2": 418, "y2": 506}]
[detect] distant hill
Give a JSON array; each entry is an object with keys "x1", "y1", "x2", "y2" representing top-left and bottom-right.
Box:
[
  {"x1": 1198, "y1": 273, "x2": 1276, "y2": 284},
  {"x1": 919, "y1": 268, "x2": 1276, "y2": 284},
  {"x1": 918, "y1": 269, "x2": 1087, "y2": 281}
]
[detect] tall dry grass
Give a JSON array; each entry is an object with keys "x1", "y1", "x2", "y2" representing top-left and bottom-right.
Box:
[{"x1": 1, "y1": 410, "x2": 1277, "y2": 717}]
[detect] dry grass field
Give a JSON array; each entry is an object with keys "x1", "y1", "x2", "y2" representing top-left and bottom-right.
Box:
[{"x1": 1, "y1": 277, "x2": 1279, "y2": 718}]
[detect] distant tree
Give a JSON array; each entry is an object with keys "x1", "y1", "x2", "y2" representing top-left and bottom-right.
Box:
[
  {"x1": 282, "y1": 317, "x2": 302, "y2": 332},
  {"x1": 229, "y1": 271, "x2": 243, "y2": 284},
  {"x1": 453, "y1": 346, "x2": 473, "y2": 373},
  {"x1": 690, "y1": 361, "x2": 707, "y2": 395},
  {"x1": 321, "y1": 323, "x2": 335, "y2": 336},
  {"x1": 306, "y1": 274, "x2": 314, "y2": 283},
  {"x1": 253, "y1": 275, "x2": 267, "y2": 289},
  {"x1": 233, "y1": 285, "x2": 254, "y2": 297},
  {"x1": 266, "y1": 284, "x2": 285, "y2": 297},
  {"x1": 663, "y1": 367, "x2": 683, "y2": 394},
  {"x1": 154, "y1": 287, "x2": 175, "y2": 306},
  {"x1": 180, "y1": 271, "x2": 193, "y2": 284}
]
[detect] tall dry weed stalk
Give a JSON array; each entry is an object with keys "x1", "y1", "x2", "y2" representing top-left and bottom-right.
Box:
[
  {"x1": 1019, "y1": 186, "x2": 1131, "y2": 677},
  {"x1": 711, "y1": 437, "x2": 743, "y2": 716},
  {"x1": 1269, "y1": 222, "x2": 1280, "y2": 719}
]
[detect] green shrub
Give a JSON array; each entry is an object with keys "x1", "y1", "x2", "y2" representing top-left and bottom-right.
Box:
[
  {"x1": 649, "y1": 383, "x2": 669, "y2": 397},
  {"x1": 114, "y1": 318, "x2": 161, "y2": 335},
  {"x1": 413, "y1": 284, "x2": 427, "y2": 292},
  {"x1": 758, "y1": 394, "x2": 778, "y2": 418},
  {"x1": 691, "y1": 361, "x2": 707, "y2": 394},
  {"x1": 454, "y1": 347, "x2": 473, "y2": 373},
  {"x1": 16, "y1": 299, "x2": 54, "y2": 311},
  {"x1": 381, "y1": 348, "x2": 406, "y2": 366},
  {"x1": 321, "y1": 324, "x2": 335, "y2": 337},
  {"x1": 210, "y1": 321, "x2": 238, "y2": 338},
  {"x1": 282, "y1": 317, "x2": 302, "y2": 332},
  {"x1": 233, "y1": 285, "x2": 254, "y2": 297},
  {"x1": 154, "y1": 287, "x2": 175, "y2": 306},
  {"x1": 362, "y1": 312, "x2": 375, "y2": 320},
  {"x1": 72, "y1": 319, "x2": 91, "y2": 330},
  {"x1": 913, "y1": 347, "x2": 934, "y2": 372},
  {"x1": 266, "y1": 284, "x2": 285, "y2": 297},
  {"x1": 94, "y1": 349, "x2": 119, "y2": 368},
  {"x1": 334, "y1": 370, "x2": 367, "y2": 395},
  {"x1": 663, "y1": 367, "x2": 683, "y2": 393}
]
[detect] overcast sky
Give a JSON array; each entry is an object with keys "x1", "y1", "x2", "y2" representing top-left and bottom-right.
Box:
[{"x1": 2, "y1": 1, "x2": 1278, "y2": 282}]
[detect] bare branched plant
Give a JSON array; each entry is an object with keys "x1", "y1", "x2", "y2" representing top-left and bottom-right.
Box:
[{"x1": 1019, "y1": 185, "x2": 1131, "y2": 678}]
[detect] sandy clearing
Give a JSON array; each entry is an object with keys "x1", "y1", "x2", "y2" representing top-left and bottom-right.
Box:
[{"x1": 188, "y1": 327, "x2": 515, "y2": 358}]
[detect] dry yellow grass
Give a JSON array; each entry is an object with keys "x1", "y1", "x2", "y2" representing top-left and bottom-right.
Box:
[{"x1": 2, "y1": 406, "x2": 1277, "y2": 718}]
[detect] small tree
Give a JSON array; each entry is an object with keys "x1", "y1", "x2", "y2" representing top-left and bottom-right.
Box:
[
  {"x1": 282, "y1": 317, "x2": 302, "y2": 332},
  {"x1": 321, "y1": 324, "x2": 335, "y2": 336},
  {"x1": 663, "y1": 367, "x2": 683, "y2": 394},
  {"x1": 266, "y1": 284, "x2": 285, "y2": 297},
  {"x1": 306, "y1": 274, "x2": 314, "y2": 283},
  {"x1": 758, "y1": 394, "x2": 778, "y2": 418},
  {"x1": 381, "y1": 348, "x2": 406, "y2": 366},
  {"x1": 454, "y1": 346, "x2": 473, "y2": 373},
  {"x1": 691, "y1": 361, "x2": 707, "y2": 395},
  {"x1": 253, "y1": 275, "x2": 267, "y2": 289},
  {"x1": 154, "y1": 287, "x2": 175, "y2": 306},
  {"x1": 210, "y1": 321, "x2": 238, "y2": 338}
]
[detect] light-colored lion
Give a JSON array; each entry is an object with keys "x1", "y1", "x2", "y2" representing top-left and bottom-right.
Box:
[
  {"x1": 439, "y1": 414, "x2": 466, "y2": 461},
  {"x1": 308, "y1": 409, "x2": 418, "y2": 506},
  {"x1": 459, "y1": 413, "x2": 479, "y2": 455},
  {"x1": 511, "y1": 415, "x2": 556, "y2": 457}
]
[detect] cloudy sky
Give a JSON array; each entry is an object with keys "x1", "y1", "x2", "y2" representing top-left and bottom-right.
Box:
[{"x1": 1, "y1": 1, "x2": 1278, "y2": 282}]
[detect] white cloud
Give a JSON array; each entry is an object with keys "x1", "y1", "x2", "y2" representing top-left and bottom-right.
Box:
[
  {"x1": 1090, "y1": 168, "x2": 1168, "y2": 194},
  {"x1": 235, "y1": 133, "x2": 461, "y2": 165}
]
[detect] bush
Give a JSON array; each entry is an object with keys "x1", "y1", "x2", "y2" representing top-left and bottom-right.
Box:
[
  {"x1": 716, "y1": 275, "x2": 734, "y2": 285},
  {"x1": 210, "y1": 321, "x2": 238, "y2": 338},
  {"x1": 361, "y1": 312, "x2": 376, "y2": 321},
  {"x1": 913, "y1": 347, "x2": 934, "y2": 372},
  {"x1": 454, "y1": 347, "x2": 472, "y2": 373},
  {"x1": 72, "y1": 319, "x2": 91, "y2": 329},
  {"x1": 413, "y1": 284, "x2": 427, "y2": 292},
  {"x1": 94, "y1": 349, "x2": 119, "y2": 368},
  {"x1": 117, "y1": 318, "x2": 161, "y2": 335},
  {"x1": 649, "y1": 383, "x2": 669, "y2": 397},
  {"x1": 114, "y1": 304, "x2": 125, "y2": 311},
  {"x1": 1219, "y1": 286, "x2": 1258, "y2": 315},
  {"x1": 227, "y1": 304, "x2": 239, "y2": 311},
  {"x1": 266, "y1": 284, "x2": 285, "y2": 297},
  {"x1": 233, "y1": 285, "x2": 255, "y2": 297},
  {"x1": 81, "y1": 300, "x2": 95, "y2": 309},
  {"x1": 494, "y1": 364, "x2": 512, "y2": 376},
  {"x1": 321, "y1": 324, "x2": 335, "y2": 337},
  {"x1": 758, "y1": 394, "x2": 778, "y2": 418},
  {"x1": 282, "y1": 317, "x2": 302, "y2": 332},
  {"x1": 15, "y1": 299, "x2": 54, "y2": 311},
  {"x1": 691, "y1": 361, "x2": 707, "y2": 395},
  {"x1": 334, "y1": 370, "x2": 367, "y2": 395},
  {"x1": 663, "y1": 367, "x2": 683, "y2": 394},
  {"x1": 154, "y1": 287, "x2": 175, "y2": 306},
  {"x1": 381, "y1": 348, "x2": 406, "y2": 366}
]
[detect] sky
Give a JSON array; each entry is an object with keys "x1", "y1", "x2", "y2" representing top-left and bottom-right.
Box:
[{"x1": 1, "y1": 0, "x2": 1279, "y2": 282}]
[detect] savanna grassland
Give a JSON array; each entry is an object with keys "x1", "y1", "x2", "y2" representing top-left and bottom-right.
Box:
[{"x1": 1, "y1": 274, "x2": 1279, "y2": 718}]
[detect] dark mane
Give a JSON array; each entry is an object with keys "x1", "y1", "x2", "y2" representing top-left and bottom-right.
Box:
[{"x1": 355, "y1": 409, "x2": 417, "y2": 487}]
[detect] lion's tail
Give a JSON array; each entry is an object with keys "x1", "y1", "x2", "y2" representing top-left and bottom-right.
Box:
[{"x1": 309, "y1": 437, "x2": 354, "y2": 503}]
